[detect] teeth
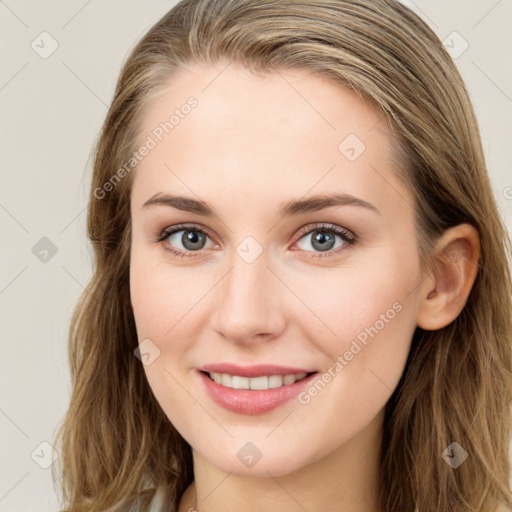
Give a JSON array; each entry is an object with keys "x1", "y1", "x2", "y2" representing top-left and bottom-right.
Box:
[
  {"x1": 209, "y1": 372, "x2": 308, "y2": 390},
  {"x1": 268, "y1": 375, "x2": 283, "y2": 388},
  {"x1": 232, "y1": 375, "x2": 250, "y2": 389},
  {"x1": 283, "y1": 374, "x2": 297, "y2": 385},
  {"x1": 249, "y1": 376, "x2": 268, "y2": 390}
]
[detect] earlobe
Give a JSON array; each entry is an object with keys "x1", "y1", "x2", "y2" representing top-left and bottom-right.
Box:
[{"x1": 416, "y1": 224, "x2": 480, "y2": 331}]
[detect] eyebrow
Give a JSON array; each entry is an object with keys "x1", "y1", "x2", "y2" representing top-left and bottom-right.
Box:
[{"x1": 142, "y1": 192, "x2": 380, "y2": 216}]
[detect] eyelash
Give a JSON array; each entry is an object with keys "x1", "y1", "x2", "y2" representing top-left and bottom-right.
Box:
[{"x1": 154, "y1": 223, "x2": 357, "y2": 260}]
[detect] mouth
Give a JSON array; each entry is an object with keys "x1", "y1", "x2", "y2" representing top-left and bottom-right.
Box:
[
  {"x1": 201, "y1": 370, "x2": 315, "y2": 390},
  {"x1": 197, "y1": 366, "x2": 319, "y2": 415}
]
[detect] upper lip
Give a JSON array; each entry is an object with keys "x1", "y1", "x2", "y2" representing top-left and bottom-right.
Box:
[{"x1": 199, "y1": 363, "x2": 317, "y2": 378}]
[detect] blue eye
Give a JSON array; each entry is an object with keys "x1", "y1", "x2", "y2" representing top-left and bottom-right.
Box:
[
  {"x1": 294, "y1": 224, "x2": 356, "y2": 257},
  {"x1": 156, "y1": 224, "x2": 214, "y2": 258},
  {"x1": 156, "y1": 223, "x2": 356, "y2": 259}
]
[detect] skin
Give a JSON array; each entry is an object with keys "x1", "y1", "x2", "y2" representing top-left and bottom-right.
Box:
[{"x1": 129, "y1": 61, "x2": 480, "y2": 512}]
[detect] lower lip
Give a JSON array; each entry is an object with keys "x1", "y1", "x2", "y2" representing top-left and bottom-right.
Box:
[{"x1": 198, "y1": 371, "x2": 317, "y2": 415}]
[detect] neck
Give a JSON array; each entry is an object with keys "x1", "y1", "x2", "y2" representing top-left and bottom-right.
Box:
[{"x1": 178, "y1": 410, "x2": 384, "y2": 512}]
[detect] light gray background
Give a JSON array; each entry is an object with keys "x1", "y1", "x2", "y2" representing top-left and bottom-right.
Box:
[{"x1": 1, "y1": 1, "x2": 511, "y2": 510}]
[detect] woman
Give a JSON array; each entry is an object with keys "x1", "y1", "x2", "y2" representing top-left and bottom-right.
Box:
[{"x1": 53, "y1": 1, "x2": 512, "y2": 511}]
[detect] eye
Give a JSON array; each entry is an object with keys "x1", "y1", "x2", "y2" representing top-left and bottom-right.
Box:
[
  {"x1": 155, "y1": 224, "x2": 216, "y2": 258},
  {"x1": 292, "y1": 223, "x2": 356, "y2": 258},
  {"x1": 155, "y1": 222, "x2": 356, "y2": 259}
]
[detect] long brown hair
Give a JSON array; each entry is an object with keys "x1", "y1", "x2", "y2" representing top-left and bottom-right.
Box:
[{"x1": 53, "y1": 1, "x2": 512, "y2": 510}]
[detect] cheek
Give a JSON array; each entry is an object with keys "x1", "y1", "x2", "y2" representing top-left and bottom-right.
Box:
[
  {"x1": 293, "y1": 249, "x2": 419, "y2": 429},
  {"x1": 130, "y1": 254, "x2": 206, "y2": 436},
  {"x1": 291, "y1": 250, "x2": 419, "y2": 356},
  {"x1": 290, "y1": 250, "x2": 420, "y2": 428},
  {"x1": 129, "y1": 247, "x2": 202, "y2": 342}
]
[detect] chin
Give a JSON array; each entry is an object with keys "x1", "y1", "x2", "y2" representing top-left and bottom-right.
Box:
[
  {"x1": 197, "y1": 438, "x2": 329, "y2": 478},
  {"x1": 214, "y1": 455, "x2": 305, "y2": 478}
]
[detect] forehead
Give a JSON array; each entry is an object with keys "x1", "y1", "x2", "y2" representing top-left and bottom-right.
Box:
[{"x1": 130, "y1": 62, "x2": 407, "y2": 216}]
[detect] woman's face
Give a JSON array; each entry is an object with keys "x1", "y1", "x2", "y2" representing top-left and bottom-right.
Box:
[{"x1": 129, "y1": 62, "x2": 423, "y2": 477}]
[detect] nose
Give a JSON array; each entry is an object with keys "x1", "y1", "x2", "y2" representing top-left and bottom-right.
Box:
[{"x1": 211, "y1": 249, "x2": 286, "y2": 345}]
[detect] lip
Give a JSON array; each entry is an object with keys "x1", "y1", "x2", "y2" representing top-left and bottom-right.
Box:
[
  {"x1": 199, "y1": 363, "x2": 315, "y2": 378},
  {"x1": 198, "y1": 368, "x2": 318, "y2": 415}
]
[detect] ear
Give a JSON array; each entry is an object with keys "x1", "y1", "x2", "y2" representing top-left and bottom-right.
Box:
[{"x1": 416, "y1": 223, "x2": 480, "y2": 330}]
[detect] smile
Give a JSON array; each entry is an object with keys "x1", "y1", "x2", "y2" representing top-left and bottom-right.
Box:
[
  {"x1": 206, "y1": 371, "x2": 310, "y2": 390},
  {"x1": 198, "y1": 366, "x2": 319, "y2": 415}
]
